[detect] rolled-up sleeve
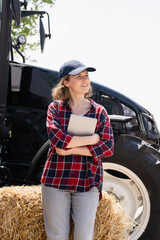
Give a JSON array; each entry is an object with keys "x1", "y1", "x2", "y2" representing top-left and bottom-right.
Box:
[
  {"x1": 47, "y1": 103, "x2": 73, "y2": 149},
  {"x1": 87, "y1": 108, "x2": 114, "y2": 161}
]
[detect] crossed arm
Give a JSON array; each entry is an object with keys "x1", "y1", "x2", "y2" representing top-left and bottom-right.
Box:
[
  {"x1": 47, "y1": 103, "x2": 114, "y2": 158},
  {"x1": 55, "y1": 134, "x2": 100, "y2": 156}
]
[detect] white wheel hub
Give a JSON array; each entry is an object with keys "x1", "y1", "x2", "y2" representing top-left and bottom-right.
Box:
[{"x1": 102, "y1": 162, "x2": 151, "y2": 240}]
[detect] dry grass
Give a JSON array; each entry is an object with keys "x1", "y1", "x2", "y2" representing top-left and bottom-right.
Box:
[{"x1": 0, "y1": 185, "x2": 131, "y2": 240}]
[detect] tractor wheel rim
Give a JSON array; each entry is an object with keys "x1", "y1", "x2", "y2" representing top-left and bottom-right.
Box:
[{"x1": 103, "y1": 162, "x2": 151, "y2": 240}]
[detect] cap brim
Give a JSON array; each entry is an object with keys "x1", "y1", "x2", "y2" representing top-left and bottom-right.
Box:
[{"x1": 69, "y1": 66, "x2": 96, "y2": 76}]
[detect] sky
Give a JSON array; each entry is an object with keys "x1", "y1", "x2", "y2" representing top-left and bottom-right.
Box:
[{"x1": 29, "y1": 0, "x2": 160, "y2": 129}]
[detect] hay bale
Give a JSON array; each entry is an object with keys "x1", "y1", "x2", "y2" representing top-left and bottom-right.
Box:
[
  {"x1": 0, "y1": 185, "x2": 130, "y2": 240},
  {"x1": 0, "y1": 185, "x2": 46, "y2": 240},
  {"x1": 93, "y1": 192, "x2": 130, "y2": 240}
]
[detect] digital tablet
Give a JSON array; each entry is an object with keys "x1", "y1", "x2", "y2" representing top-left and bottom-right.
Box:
[{"x1": 67, "y1": 114, "x2": 97, "y2": 136}]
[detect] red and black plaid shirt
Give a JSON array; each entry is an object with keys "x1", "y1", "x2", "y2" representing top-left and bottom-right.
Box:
[{"x1": 41, "y1": 99, "x2": 114, "y2": 193}]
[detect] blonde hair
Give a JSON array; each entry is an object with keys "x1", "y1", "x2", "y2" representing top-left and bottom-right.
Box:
[{"x1": 51, "y1": 75, "x2": 93, "y2": 102}]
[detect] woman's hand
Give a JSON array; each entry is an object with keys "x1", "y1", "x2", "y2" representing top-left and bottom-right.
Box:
[
  {"x1": 90, "y1": 134, "x2": 100, "y2": 145},
  {"x1": 55, "y1": 147, "x2": 72, "y2": 156}
]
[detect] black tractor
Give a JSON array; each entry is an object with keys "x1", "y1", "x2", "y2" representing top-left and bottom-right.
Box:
[{"x1": 0, "y1": 1, "x2": 160, "y2": 239}]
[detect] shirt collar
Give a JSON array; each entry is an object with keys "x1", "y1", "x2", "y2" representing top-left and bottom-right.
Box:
[
  {"x1": 62, "y1": 101, "x2": 69, "y2": 107},
  {"x1": 89, "y1": 98, "x2": 97, "y2": 109},
  {"x1": 62, "y1": 98, "x2": 97, "y2": 109}
]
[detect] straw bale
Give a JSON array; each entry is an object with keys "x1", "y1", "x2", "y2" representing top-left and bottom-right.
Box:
[
  {"x1": 93, "y1": 192, "x2": 130, "y2": 240},
  {"x1": 0, "y1": 185, "x2": 46, "y2": 240},
  {"x1": 0, "y1": 185, "x2": 130, "y2": 240}
]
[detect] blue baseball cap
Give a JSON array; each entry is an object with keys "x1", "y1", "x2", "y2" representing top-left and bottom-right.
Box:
[{"x1": 59, "y1": 60, "x2": 96, "y2": 78}]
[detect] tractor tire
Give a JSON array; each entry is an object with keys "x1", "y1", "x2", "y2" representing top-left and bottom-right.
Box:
[{"x1": 102, "y1": 135, "x2": 160, "y2": 240}]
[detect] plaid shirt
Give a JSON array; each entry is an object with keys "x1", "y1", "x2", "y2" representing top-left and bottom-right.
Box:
[{"x1": 41, "y1": 99, "x2": 114, "y2": 193}]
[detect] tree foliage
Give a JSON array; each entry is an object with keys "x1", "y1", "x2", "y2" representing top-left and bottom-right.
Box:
[{"x1": 12, "y1": 0, "x2": 55, "y2": 61}]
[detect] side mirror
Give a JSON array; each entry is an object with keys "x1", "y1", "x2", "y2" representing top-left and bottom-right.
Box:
[
  {"x1": 21, "y1": 10, "x2": 51, "y2": 53},
  {"x1": 12, "y1": 0, "x2": 21, "y2": 26},
  {"x1": 40, "y1": 16, "x2": 46, "y2": 53},
  {"x1": 39, "y1": 13, "x2": 51, "y2": 53}
]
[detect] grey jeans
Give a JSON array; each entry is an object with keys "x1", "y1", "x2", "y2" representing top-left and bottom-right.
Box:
[{"x1": 41, "y1": 185, "x2": 99, "y2": 240}]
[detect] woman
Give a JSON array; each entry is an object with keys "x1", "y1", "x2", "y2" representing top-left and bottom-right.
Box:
[{"x1": 41, "y1": 60, "x2": 114, "y2": 240}]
